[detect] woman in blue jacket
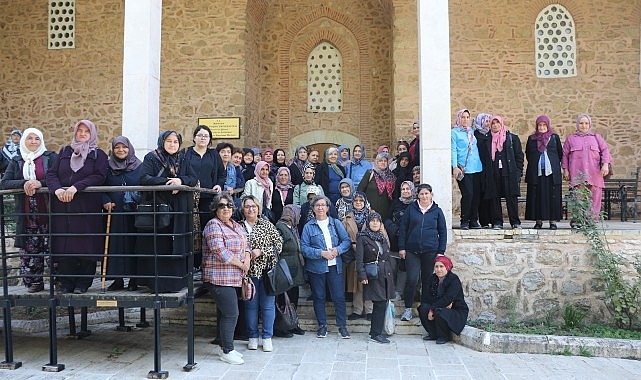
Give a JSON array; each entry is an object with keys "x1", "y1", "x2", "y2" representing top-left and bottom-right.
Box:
[
  {"x1": 301, "y1": 194, "x2": 352, "y2": 339},
  {"x1": 397, "y1": 183, "x2": 447, "y2": 322}
]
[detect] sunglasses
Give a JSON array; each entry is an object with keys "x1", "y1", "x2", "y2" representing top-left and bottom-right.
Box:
[{"x1": 217, "y1": 203, "x2": 234, "y2": 209}]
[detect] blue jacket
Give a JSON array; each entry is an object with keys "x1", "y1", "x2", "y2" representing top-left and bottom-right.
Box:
[
  {"x1": 398, "y1": 201, "x2": 447, "y2": 254},
  {"x1": 301, "y1": 216, "x2": 351, "y2": 274},
  {"x1": 347, "y1": 158, "x2": 372, "y2": 185},
  {"x1": 451, "y1": 128, "x2": 482, "y2": 174}
]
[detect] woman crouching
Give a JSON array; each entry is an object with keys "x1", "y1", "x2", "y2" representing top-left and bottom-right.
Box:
[{"x1": 418, "y1": 255, "x2": 469, "y2": 344}]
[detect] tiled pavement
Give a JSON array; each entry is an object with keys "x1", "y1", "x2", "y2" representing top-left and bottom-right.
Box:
[{"x1": 1, "y1": 323, "x2": 640, "y2": 379}]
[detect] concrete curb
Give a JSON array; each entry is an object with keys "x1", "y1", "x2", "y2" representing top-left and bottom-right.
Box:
[{"x1": 456, "y1": 325, "x2": 641, "y2": 359}]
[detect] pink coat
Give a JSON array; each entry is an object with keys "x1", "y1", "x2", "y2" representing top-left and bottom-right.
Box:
[{"x1": 561, "y1": 133, "x2": 611, "y2": 188}]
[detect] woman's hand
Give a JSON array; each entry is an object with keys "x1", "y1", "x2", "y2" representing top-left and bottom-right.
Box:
[
  {"x1": 562, "y1": 169, "x2": 569, "y2": 181},
  {"x1": 251, "y1": 248, "x2": 262, "y2": 259},
  {"x1": 399, "y1": 249, "x2": 406, "y2": 259},
  {"x1": 212, "y1": 185, "x2": 222, "y2": 193},
  {"x1": 601, "y1": 164, "x2": 609, "y2": 177},
  {"x1": 321, "y1": 249, "x2": 337, "y2": 260},
  {"x1": 452, "y1": 167, "x2": 463, "y2": 180},
  {"x1": 103, "y1": 202, "x2": 116, "y2": 211},
  {"x1": 428, "y1": 310, "x2": 434, "y2": 321},
  {"x1": 56, "y1": 186, "x2": 77, "y2": 203},
  {"x1": 361, "y1": 279, "x2": 368, "y2": 285},
  {"x1": 23, "y1": 179, "x2": 41, "y2": 196}
]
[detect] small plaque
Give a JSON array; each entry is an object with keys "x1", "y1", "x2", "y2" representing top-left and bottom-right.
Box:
[
  {"x1": 198, "y1": 117, "x2": 241, "y2": 139},
  {"x1": 96, "y1": 300, "x2": 118, "y2": 307}
]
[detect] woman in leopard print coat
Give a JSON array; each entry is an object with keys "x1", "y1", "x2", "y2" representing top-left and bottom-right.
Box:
[{"x1": 239, "y1": 194, "x2": 283, "y2": 352}]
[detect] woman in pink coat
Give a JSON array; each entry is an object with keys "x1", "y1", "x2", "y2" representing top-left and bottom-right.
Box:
[{"x1": 561, "y1": 114, "x2": 611, "y2": 222}]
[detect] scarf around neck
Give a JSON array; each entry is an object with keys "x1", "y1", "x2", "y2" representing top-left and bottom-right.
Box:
[
  {"x1": 69, "y1": 120, "x2": 98, "y2": 172},
  {"x1": 19, "y1": 128, "x2": 47, "y2": 180}
]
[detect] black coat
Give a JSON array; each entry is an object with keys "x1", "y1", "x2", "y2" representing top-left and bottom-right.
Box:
[
  {"x1": 421, "y1": 271, "x2": 469, "y2": 335},
  {"x1": 0, "y1": 151, "x2": 58, "y2": 248},
  {"x1": 355, "y1": 234, "x2": 394, "y2": 302},
  {"x1": 46, "y1": 146, "x2": 108, "y2": 257},
  {"x1": 275, "y1": 221, "x2": 305, "y2": 287},
  {"x1": 271, "y1": 187, "x2": 294, "y2": 222},
  {"x1": 136, "y1": 150, "x2": 198, "y2": 292},
  {"x1": 524, "y1": 133, "x2": 563, "y2": 186},
  {"x1": 477, "y1": 131, "x2": 524, "y2": 198}
]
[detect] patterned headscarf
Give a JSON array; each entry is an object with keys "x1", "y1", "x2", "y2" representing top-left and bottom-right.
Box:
[
  {"x1": 339, "y1": 177, "x2": 355, "y2": 203},
  {"x1": 358, "y1": 211, "x2": 386, "y2": 244},
  {"x1": 254, "y1": 160, "x2": 272, "y2": 200},
  {"x1": 490, "y1": 116, "x2": 507, "y2": 161},
  {"x1": 574, "y1": 113, "x2": 594, "y2": 136},
  {"x1": 473, "y1": 113, "x2": 492, "y2": 133},
  {"x1": 2, "y1": 129, "x2": 22, "y2": 161},
  {"x1": 349, "y1": 191, "x2": 370, "y2": 230},
  {"x1": 108, "y1": 136, "x2": 142, "y2": 175},
  {"x1": 19, "y1": 128, "x2": 46, "y2": 180},
  {"x1": 399, "y1": 180, "x2": 416, "y2": 205},
  {"x1": 292, "y1": 145, "x2": 308, "y2": 174},
  {"x1": 275, "y1": 166, "x2": 294, "y2": 191},
  {"x1": 70, "y1": 120, "x2": 98, "y2": 172},
  {"x1": 532, "y1": 115, "x2": 555, "y2": 153},
  {"x1": 279, "y1": 204, "x2": 301, "y2": 227},
  {"x1": 372, "y1": 153, "x2": 395, "y2": 200}
]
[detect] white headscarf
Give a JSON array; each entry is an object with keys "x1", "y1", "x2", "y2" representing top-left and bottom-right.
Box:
[{"x1": 20, "y1": 128, "x2": 47, "y2": 180}]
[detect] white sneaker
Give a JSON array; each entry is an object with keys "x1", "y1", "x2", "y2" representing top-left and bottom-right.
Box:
[
  {"x1": 262, "y1": 338, "x2": 273, "y2": 352},
  {"x1": 248, "y1": 338, "x2": 258, "y2": 350},
  {"x1": 401, "y1": 308, "x2": 413, "y2": 321},
  {"x1": 229, "y1": 349, "x2": 243, "y2": 358},
  {"x1": 219, "y1": 350, "x2": 244, "y2": 365}
]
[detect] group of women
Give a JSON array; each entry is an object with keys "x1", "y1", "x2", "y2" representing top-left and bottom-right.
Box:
[{"x1": 452, "y1": 110, "x2": 612, "y2": 230}]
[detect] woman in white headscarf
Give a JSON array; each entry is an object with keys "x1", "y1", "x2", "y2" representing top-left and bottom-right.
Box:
[{"x1": 1, "y1": 128, "x2": 58, "y2": 292}]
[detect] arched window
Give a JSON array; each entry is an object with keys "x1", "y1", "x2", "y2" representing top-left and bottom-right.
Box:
[
  {"x1": 307, "y1": 42, "x2": 343, "y2": 112},
  {"x1": 534, "y1": 4, "x2": 576, "y2": 78}
]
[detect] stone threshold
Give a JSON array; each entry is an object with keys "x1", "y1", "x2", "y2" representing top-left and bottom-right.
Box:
[{"x1": 455, "y1": 325, "x2": 641, "y2": 359}]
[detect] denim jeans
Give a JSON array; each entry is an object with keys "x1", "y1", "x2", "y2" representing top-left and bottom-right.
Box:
[
  {"x1": 307, "y1": 266, "x2": 347, "y2": 328},
  {"x1": 244, "y1": 276, "x2": 275, "y2": 339}
]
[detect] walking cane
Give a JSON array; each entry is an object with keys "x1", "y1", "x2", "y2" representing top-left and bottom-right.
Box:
[{"x1": 101, "y1": 207, "x2": 112, "y2": 293}]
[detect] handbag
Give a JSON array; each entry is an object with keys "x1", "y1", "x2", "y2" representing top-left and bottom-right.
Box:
[
  {"x1": 241, "y1": 276, "x2": 255, "y2": 301},
  {"x1": 274, "y1": 292, "x2": 299, "y2": 332},
  {"x1": 364, "y1": 245, "x2": 380, "y2": 280},
  {"x1": 264, "y1": 248, "x2": 294, "y2": 296},
  {"x1": 595, "y1": 134, "x2": 613, "y2": 179},
  {"x1": 134, "y1": 202, "x2": 172, "y2": 230}
]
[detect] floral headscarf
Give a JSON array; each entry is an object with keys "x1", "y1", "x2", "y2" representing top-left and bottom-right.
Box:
[
  {"x1": 2, "y1": 129, "x2": 22, "y2": 161},
  {"x1": 358, "y1": 211, "x2": 386, "y2": 244},
  {"x1": 70, "y1": 120, "x2": 99, "y2": 172},
  {"x1": 473, "y1": 113, "x2": 492, "y2": 134},
  {"x1": 532, "y1": 115, "x2": 555, "y2": 153},
  {"x1": 372, "y1": 153, "x2": 395, "y2": 200},
  {"x1": 399, "y1": 180, "x2": 416, "y2": 205},
  {"x1": 108, "y1": 136, "x2": 142, "y2": 175},
  {"x1": 349, "y1": 191, "x2": 370, "y2": 230}
]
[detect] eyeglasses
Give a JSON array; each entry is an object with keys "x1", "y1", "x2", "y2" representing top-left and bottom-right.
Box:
[
  {"x1": 195, "y1": 134, "x2": 210, "y2": 139},
  {"x1": 217, "y1": 203, "x2": 234, "y2": 209},
  {"x1": 313, "y1": 204, "x2": 328, "y2": 208},
  {"x1": 243, "y1": 205, "x2": 258, "y2": 210},
  {"x1": 353, "y1": 199, "x2": 364, "y2": 203}
]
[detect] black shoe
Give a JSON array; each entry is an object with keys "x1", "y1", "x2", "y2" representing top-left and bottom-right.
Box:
[
  {"x1": 512, "y1": 224, "x2": 522, "y2": 229},
  {"x1": 127, "y1": 280, "x2": 138, "y2": 291},
  {"x1": 273, "y1": 330, "x2": 294, "y2": 338},
  {"x1": 107, "y1": 279, "x2": 124, "y2": 291},
  {"x1": 58, "y1": 287, "x2": 72, "y2": 294},
  {"x1": 460, "y1": 222, "x2": 469, "y2": 230},
  {"x1": 370, "y1": 334, "x2": 390, "y2": 344},
  {"x1": 317, "y1": 325, "x2": 327, "y2": 338},
  {"x1": 423, "y1": 335, "x2": 437, "y2": 341},
  {"x1": 348, "y1": 313, "x2": 363, "y2": 320},
  {"x1": 74, "y1": 287, "x2": 87, "y2": 294},
  {"x1": 549, "y1": 222, "x2": 557, "y2": 230},
  {"x1": 470, "y1": 221, "x2": 482, "y2": 229},
  {"x1": 290, "y1": 327, "x2": 305, "y2": 335},
  {"x1": 27, "y1": 283, "x2": 44, "y2": 293},
  {"x1": 366, "y1": 313, "x2": 372, "y2": 321},
  {"x1": 338, "y1": 327, "x2": 351, "y2": 339},
  {"x1": 492, "y1": 224, "x2": 503, "y2": 230},
  {"x1": 436, "y1": 337, "x2": 450, "y2": 344},
  {"x1": 533, "y1": 221, "x2": 542, "y2": 229}
]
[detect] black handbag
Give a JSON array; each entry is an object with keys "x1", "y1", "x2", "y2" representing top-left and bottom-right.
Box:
[
  {"x1": 364, "y1": 248, "x2": 380, "y2": 280},
  {"x1": 264, "y1": 248, "x2": 294, "y2": 296},
  {"x1": 134, "y1": 202, "x2": 172, "y2": 230},
  {"x1": 274, "y1": 292, "x2": 299, "y2": 332}
]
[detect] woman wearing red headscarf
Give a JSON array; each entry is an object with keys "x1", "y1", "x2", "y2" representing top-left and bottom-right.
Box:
[
  {"x1": 525, "y1": 115, "x2": 563, "y2": 229},
  {"x1": 417, "y1": 255, "x2": 468, "y2": 344}
]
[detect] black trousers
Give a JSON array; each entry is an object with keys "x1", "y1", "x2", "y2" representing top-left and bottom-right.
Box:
[
  {"x1": 491, "y1": 173, "x2": 521, "y2": 226},
  {"x1": 403, "y1": 251, "x2": 436, "y2": 309},
  {"x1": 57, "y1": 257, "x2": 96, "y2": 291},
  {"x1": 208, "y1": 283, "x2": 239, "y2": 354},
  {"x1": 456, "y1": 172, "x2": 481, "y2": 223},
  {"x1": 418, "y1": 303, "x2": 451, "y2": 340},
  {"x1": 369, "y1": 300, "x2": 387, "y2": 337}
]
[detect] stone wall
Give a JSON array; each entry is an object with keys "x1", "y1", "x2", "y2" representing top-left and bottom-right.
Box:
[{"x1": 450, "y1": 228, "x2": 641, "y2": 323}]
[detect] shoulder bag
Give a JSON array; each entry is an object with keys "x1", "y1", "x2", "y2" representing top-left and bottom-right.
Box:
[
  {"x1": 595, "y1": 134, "x2": 613, "y2": 179},
  {"x1": 364, "y1": 245, "x2": 380, "y2": 280},
  {"x1": 134, "y1": 166, "x2": 173, "y2": 230},
  {"x1": 264, "y1": 246, "x2": 294, "y2": 296},
  {"x1": 241, "y1": 276, "x2": 256, "y2": 301}
]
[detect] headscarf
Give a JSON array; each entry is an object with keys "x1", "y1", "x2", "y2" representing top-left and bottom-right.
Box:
[
  {"x1": 337, "y1": 145, "x2": 350, "y2": 164},
  {"x1": 490, "y1": 116, "x2": 507, "y2": 161},
  {"x1": 473, "y1": 113, "x2": 492, "y2": 134},
  {"x1": 399, "y1": 180, "x2": 416, "y2": 205},
  {"x1": 532, "y1": 115, "x2": 555, "y2": 153},
  {"x1": 108, "y1": 136, "x2": 142, "y2": 175},
  {"x1": 324, "y1": 146, "x2": 345, "y2": 179},
  {"x1": 352, "y1": 144, "x2": 367, "y2": 165},
  {"x1": 155, "y1": 130, "x2": 182, "y2": 177},
  {"x1": 2, "y1": 129, "x2": 22, "y2": 161},
  {"x1": 306, "y1": 185, "x2": 321, "y2": 196},
  {"x1": 339, "y1": 178, "x2": 355, "y2": 203},
  {"x1": 292, "y1": 145, "x2": 308, "y2": 174},
  {"x1": 69, "y1": 120, "x2": 98, "y2": 172},
  {"x1": 358, "y1": 211, "x2": 386, "y2": 244},
  {"x1": 275, "y1": 166, "x2": 294, "y2": 191},
  {"x1": 279, "y1": 204, "x2": 301, "y2": 228},
  {"x1": 273, "y1": 148, "x2": 287, "y2": 167},
  {"x1": 349, "y1": 191, "x2": 370, "y2": 229},
  {"x1": 302, "y1": 162, "x2": 316, "y2": 184},
  {"x1": 254, "y1": 160, "x2": 272, "y2": 200},
  {"x1": 377, "y1": 145, "x2": 389, "y2": 154},
  {"x1": 574, "y1": 113, "x2": 594, "y2": 136},
  {"x1": 263, "y1": 148, "x2": 274, "y2": 163},
  {"x1": 251, "y1": 147, "x2": 261, "y2": 156},
  {"x1": 372, "y1": 153, "x2": 395, "y2": 200},
  {"x1": 435, "y1": 255, "x2": 453, "y2": 272},
  {"x1": 19, "y1": 128, "x2": 47, "y2": 180},
  {"x1": 453, "y1": 109, "x2": 474, "y2": 150}
]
